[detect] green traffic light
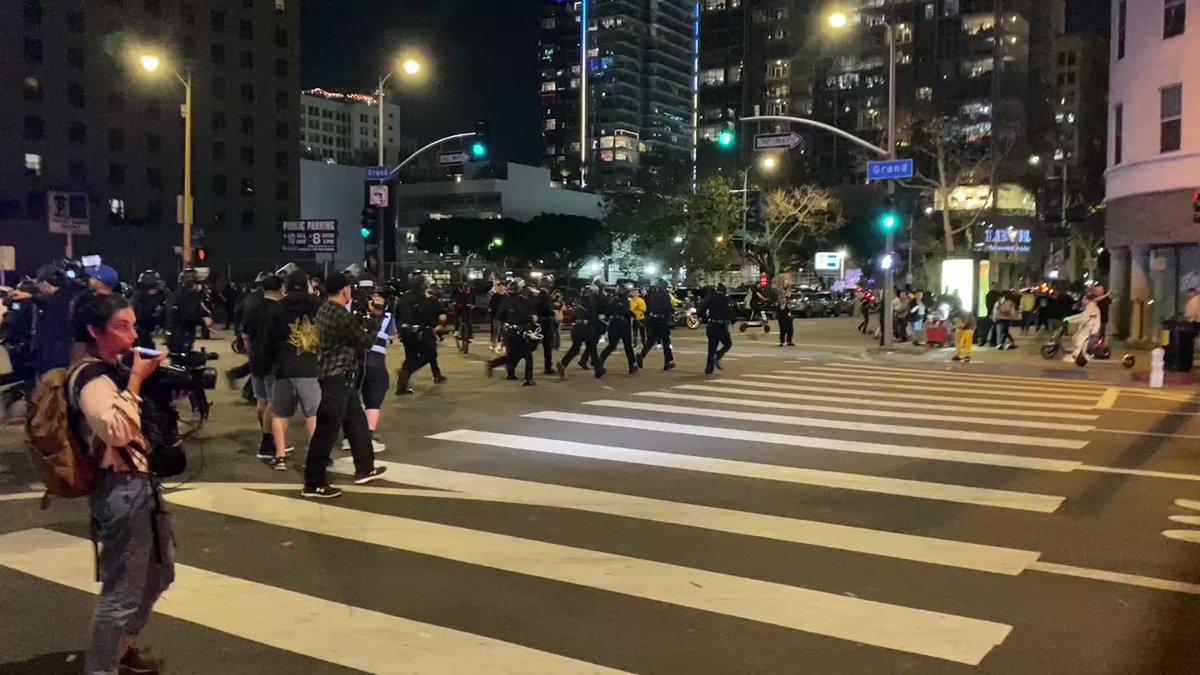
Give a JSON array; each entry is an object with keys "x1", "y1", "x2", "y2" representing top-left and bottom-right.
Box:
[
  {"x1": 360, "y1": 227, "x2": 371, "y2": 238},
  {"x1": 880, "y1": 214, "x2": 897, "y2": 231},
  {"x1": 717, "y1": 130, "x2": 735, "y2": 149},
  {"x1": 471, "y1": 142, "x2": 487, "y2": 158}
]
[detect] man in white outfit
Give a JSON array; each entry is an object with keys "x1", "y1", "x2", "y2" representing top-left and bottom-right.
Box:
[{"x1": 1064, "y1": 294, "x2": 1101, "y2": 363}]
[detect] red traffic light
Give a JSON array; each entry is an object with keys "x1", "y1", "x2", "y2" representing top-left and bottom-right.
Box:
[{"x1": 196, "y1": 247, "x2": 207, "y2": 262}]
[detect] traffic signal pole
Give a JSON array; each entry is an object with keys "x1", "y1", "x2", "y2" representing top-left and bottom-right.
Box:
[{"x1": 882, "y1": 22, "x2": 897, "y2": 349}]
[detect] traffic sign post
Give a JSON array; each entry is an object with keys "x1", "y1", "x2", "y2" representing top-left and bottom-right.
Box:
[
  {"x1": 364, "y1": 166, "x2": 391, "y2": 181},
  {"x1": 867, "y1": 159, "x2": 914, "y2": 181},
  {"x1": 753, "y1": 132, "x2": 802, "y2": 152},
  {"x1": 368, "y1": 185, "x2": 389, "y2": 208},
  {"x1": 438, "y1": 151, "x2": 470, "y2": 166}
]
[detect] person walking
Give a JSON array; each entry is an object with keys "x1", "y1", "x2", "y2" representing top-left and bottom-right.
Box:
[
  {"x1": 699, "y1": 284, "x2": 734, "y2": 374},
  {"x1": 301, "y1": 272, "x2": 387, "y2": 499},
  {"x1": 892, "y1": 290, "x2": 909, "y2": 342},
  {"x1": 451, "y1": 281, "x2": 474, "y2": 354},
  {"x1": 242, "y1": 273, "x2": 282, "y2": 460},
  {"x1": 486, "y1": 279, "x2": 537, "y2": 385},
  {"x1": 857, "y1": 290, "x2": 872, "y2": 335},
  {"x1": 260, "y1": 270, "x2": 323, "y2": 470},
  {"x1": 907, "y1": 291, "x2": 927, "y2": 346},
  {"x1": 70, "y1": 293, "x2": 174, "y2": 675},
  {"x1": 774, "y1": 281, "x2": 795, "y2": 346},
  {"x1": 629, "y1": 287, "x2": 647, "y2": 349},
  {"x1": 557, "y1": 285, "x2": 605, "y2": 378},
  {"x1": 535, "y1": 281, "x2": 556, "y2": 375},
  {"x1": 951, "y1": 309, "x2": 976, "y2": 362},
  {"x1": 597, "y1": 284, "x2": 638, "y2": 376},
  {"x1": 993, "y1": 292, "x2": 1019, "y2": 350},
  {"x1": 351, "y1": 285, "x2": 391, "y2": 453},
  {"x1": 487, "y1": 280, "x2": 507, "y2": 354},
  {"x1": 636, "y1": 283, "x2": 675, "y2": 371},
  {"x1": 1019, "y1": 288, "x2": 1037, "y2": 334}
]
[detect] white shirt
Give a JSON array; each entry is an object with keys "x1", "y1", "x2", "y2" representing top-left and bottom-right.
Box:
[{"x1": 1184, "y1": 295, "x2": 1200, "y2": 323}]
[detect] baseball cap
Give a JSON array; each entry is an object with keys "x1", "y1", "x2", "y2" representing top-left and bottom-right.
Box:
[
  {"x1": 86, "y1": 265, "x2": 119, "y2": 291},
  {"x1": 285, "y1": 269, "x2": 309, "y2": 293}
]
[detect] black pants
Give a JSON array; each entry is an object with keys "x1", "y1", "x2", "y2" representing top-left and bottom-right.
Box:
[
  {"x1": 166, "y1": 324, "x2": 196, "y2": 354},
  {"x1": 400, "y1": 328, "x2": 441, "y2": 378},
  {"x1": 456, "y1": 311, "x2": 473, "y2": 341},
  {"x1": 599, "y1": 319, "x2": 636, "y2": 369},
  {"x1": 489, "y1": 329, "x2": 533, "y2": 382},
  {"x1": 858, "y1": 312, "x2": 869, "y2": 334},
  {"x1": 777, "y1": 314, "x2": 794, "y2": 344},
  {"x1": 705, "y1": 322, "x2": 732, "y2": 372},
  {"x1": 638, "y1": 316, "x2": 673, "y2": 367},
  {"x1": 303, "y1": 373, "x2": 375, "y2": 489},
  {"x1": 539, "y1": 317, "x2": 555, "y2": 370},
  {"x1": 632, "y1": 319, "x2": 647, "y2": 348},
  {"x1": 560, "y1": 322, "x2": 599, "y2": 370}
]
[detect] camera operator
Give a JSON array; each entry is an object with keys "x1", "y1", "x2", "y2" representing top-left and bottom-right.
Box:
[
  {"x1": 165, "y1": 269, "x2": 211, "y2": 357},
  {"x1": 301, "y1": 272, "x2": 387, "y2": 499},
  {"x1": 131, "y1": 271, "x2": 166, "y2": 350},
  {"x1": 356, "y1": 282, "x2": 391, "y2": 453},
  {"x1": 1, "y1": 282, "x2": 37, "y2": 411},
  {"x1": 69, "y1": 292, "x2": 174, "y2": 675},
  {"x1": 33, "y1": 264, "x2": 86, "y2": 377}
]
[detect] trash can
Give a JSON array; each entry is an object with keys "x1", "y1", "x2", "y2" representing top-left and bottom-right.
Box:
[{"x1": 1162, "y1": 318, "x2": 1195, "y2": 372}]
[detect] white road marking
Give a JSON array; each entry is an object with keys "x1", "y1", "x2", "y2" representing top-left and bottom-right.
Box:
[
  {"x1": 1094, "y1": 428, "x2": 1200, "y2": 441},
  {"x1": 330, "y1": 459, "x2": 1041, "y2": 576},
  {"x1": 0, "y1": 528, "x2": 634, "y2": 675},
  {"x1": 790, "y1": 366, "x2": 1111, "y2": 394},
  {"x1": 526, "y1": 410, "x2": 1082, "y2": 473},
  {"x1": 1095, "y1": 388, "x2": 1120, "y2": 409},
  {"x1": 634, "y1": 390, "x2": 1096, "y2": 432},
  {"x1": 1029, "y1": 561, "x2": 1200, "y2": 596},
  {"x1": 671, "y1": 384, "x2": 1102, "y2": 420},
  {"x1": 428, "y1": 429, "x2": 1065, "y2": 512},
  {"x1": 582, "y1": 399, "x2": 1088, "y2": 450},
  {"x1": 1107, "y1": 407, "x2": 1200, "y2": 416},
  {"x1": 1177, "y1": 499, "x2": 1200, "y2": 511},
  {"x1": 825, "y1": 363, "x2": 1112, "y2": 389},
  {"x1": 689, "y1": 379, "x2": 1100, "y2": 411},
  {"x1": 1167, "y1": 515, "x2": 1200, "y2": 525},
  {"x1": 749, "y1": 373, "x2": 1101, "y2": 403},
  {"x1": 1161, "y1": 530, "x2": 1200, "y2": 544},
  {"x1": 1078, "y1": 465, "x2": 1200, "y2": 482},
  {"x1": 165, "y1": 486, "x2": 1012, "y2": 665},
  {"x1": 0, "y1": 491, "x2": 43, "y2": 503}
]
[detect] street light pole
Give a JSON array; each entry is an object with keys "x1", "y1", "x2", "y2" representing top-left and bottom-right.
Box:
[
  {"x1": 182, "y1": 71, "x2": 193, "y2": 267},
  {"x1": 881, "y1": 22, "x2": 897, "y2": 349},
  {"x1": 375, "y1": 72, "x2": 394, "y2": 273}
]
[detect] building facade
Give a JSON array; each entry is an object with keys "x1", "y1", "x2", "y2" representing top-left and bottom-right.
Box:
[
  {"x1": 1105, "y1": 0, "x2": 1200, "y2": 339},
  {"x1": 0, "y1": 0, "x2": 301, "y2": 278},
  {"x1": 540, "y1": 0, "x2": 698, "y2": 193},
  {"x1": 300, "y1": 89, "x2": 403, "y2": 166}
]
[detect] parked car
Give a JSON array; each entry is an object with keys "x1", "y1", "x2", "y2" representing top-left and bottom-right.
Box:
[
  {"x1": 787, "y1": 293, "x2": 816, "y2": 317},
  {"x1": 804, "y1": 292, "x2": 847, "y2": 317}
]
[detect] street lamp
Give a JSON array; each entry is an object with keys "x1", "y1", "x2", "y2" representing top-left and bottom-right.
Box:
[
  {"x1": 1027, "y1": 154, "x2": 1042, "y2": 167},
  {"x1": 374, "y1": 53, "x2": 424, "y2": 269},
  {"x1": 828, "y1": 7, "x2": 899, "y2": 348},
  {"x1": 759, "y1": 155, "x2": 778, "y2": 172},
  {"x1": 402, "y1": 58, "x2": 421, "y2": 76},
  {"x1": 138, "y1": 52, "x2": 193, "y2": 266}
]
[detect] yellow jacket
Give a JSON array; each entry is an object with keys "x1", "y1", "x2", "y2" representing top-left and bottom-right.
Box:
[{"x1": 629, "y1": 296, "x2": 647, "y2": 320}]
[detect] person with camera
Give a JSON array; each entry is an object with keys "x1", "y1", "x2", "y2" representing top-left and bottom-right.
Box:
[
  {"x1": 302, "y1": 272, "x2": 387, "y2": 499},
  {"x1": 260, "y1": 270, "x2": 322, "y2": 471},
  {"x1": 32, "y1": 264, "x2": 86, "y2": 378},
  {"x1": 69, "y1": 292, "x2": 174, "y2": 675}
]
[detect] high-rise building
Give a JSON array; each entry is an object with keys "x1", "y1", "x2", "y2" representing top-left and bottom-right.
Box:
[
  {"x1": 1052, "y1": 33, "x2": 1108, "y2": 203},
  {"x1": 0, "y1": 0, "x2": 301, "y2": 276},
  {"x1": 540, "y1": 0, "x2": 698, "y2": 193},
  {"x1": 299, "y1": 89, "x2": 403, "y2": 166}
]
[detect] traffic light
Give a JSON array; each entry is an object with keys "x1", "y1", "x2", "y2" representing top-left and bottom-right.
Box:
[
  {"x1": 1193, "y1": 191, "x2": 1200, "y2": 224},
  {"x1": 878, "y1": 199, "x2": 899, "y2": 232},
  {"x1": 471, "y1": 120, "x2": 490, "y2": 161},
  {"x1": 360, "y1": 207, "x2": 375, "y2": 239},
  {"x1": 744, "y1": 190, "x2": 763, "y2": 229},
  {"x1": 196, "y1": 247, "x2": 207, "y2": 263},
  {"x1": 716, "y1": 108, "x2": 736, "y2": 149}
]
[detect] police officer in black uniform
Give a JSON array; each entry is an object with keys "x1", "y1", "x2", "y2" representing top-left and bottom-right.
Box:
[
  {"x1": 534, "y1": 280, "x2": 556, "y2": 375},
  {"x1": 131, "y1": 270, "x2": 166, "y2": 350},
  {"x1": 596, "y1": 284, "x2": 637, "y2": 377},
  {"x1": 699, "y1": 283, "x2": 735, "y2": 374},
  {"x1": 554, "y1": 285, "x2": 604, "y2": 379},
  {"x1": 165, "y1": 268, "x2": 210, "y2": 357},
  {"x1": 637, "y1": 283, "x2": 676, "y2": 371},
  {"x1": 485, "y1": 279, "x2": 537, "y2": 386},
  {"x1": 395, "y1": 278, "x2": 448, "y2": 395}
]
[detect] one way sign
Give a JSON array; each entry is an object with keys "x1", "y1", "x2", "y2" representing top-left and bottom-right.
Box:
[{"x1": 754, "y1": 132, "x2": 802, "y2": 151}]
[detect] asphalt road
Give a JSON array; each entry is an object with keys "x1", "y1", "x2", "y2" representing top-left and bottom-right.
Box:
[{"x1": 2, "y1": 319, "x2": 1200, "y2": 674}]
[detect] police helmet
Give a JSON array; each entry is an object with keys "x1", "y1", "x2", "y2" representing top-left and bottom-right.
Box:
[
  {"x1": 136, "y1": 270, "x2": 163, "y2": 290},
  {"x1": 254, "y1": 271, "x2": 271, "y2": 286}
]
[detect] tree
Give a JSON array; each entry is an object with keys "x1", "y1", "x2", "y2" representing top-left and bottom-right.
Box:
[
  {"x1": 521, "y1": 213, "x2": 610, "y2": 269},
  {"x1": 414, "y1": 217, "x2": 518, "y2": 274},
  {"x1": 602, "y1": 192, "x2": 687, "y2": 273},
  {"x1": 740, "y1": 186, "x2": 845, "y2": 278},
  {"x1": 682, "y1": 177, "x2": 741, "y2": 279}
]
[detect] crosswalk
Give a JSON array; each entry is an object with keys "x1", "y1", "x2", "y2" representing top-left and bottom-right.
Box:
[{"x1": 2, "y1": 361, "x2": 1199, "y2": 673}]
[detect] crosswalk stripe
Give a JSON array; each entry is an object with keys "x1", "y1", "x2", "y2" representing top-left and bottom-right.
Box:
[
  {"x1": 0, "y1": 528, "x2": 633, "y2": 675},
  {"x1": 782, "y1": 366, "x2": 1109, "y2": 397},
  {"x1": 634, "y1": 390, "x2": 1097, "y2": 432},
  {"x1": 525, "y1": 410, "x2": 1082, "y2": 473},
  {"x1": 166, "y1": 485, "x2": 1011, "y2": 665},
  {"x1": 747, "y1": 373, "x2": 1101, "y2": 402},
  {"x1": 672, "y1": 384, "x2": 1102, "y2": 419},
  {"x1": 583, "y1": 399, "x2": 1087, "y2": 449},
  {"x1": 829, "y1": 363, "x2": 1111, "y2": 389},
  {"x1": 330, "y1": 459, "x2": 1041, "y2": 575},
  {"x1": 693, "y1": 379, "x2": 1100, "y2": 411},
  {"x1": 429, "y1": 429, "x2": 1065, "y2": 512}
]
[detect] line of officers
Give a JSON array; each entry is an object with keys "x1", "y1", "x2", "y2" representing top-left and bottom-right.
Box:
[{"x1": 479, "y1": 277, "x2": 738, "y2": 386}]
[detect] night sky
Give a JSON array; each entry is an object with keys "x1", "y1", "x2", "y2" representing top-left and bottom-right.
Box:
[{"x1": 301, "y1": 0, "x2": 1110, "y2": 168}]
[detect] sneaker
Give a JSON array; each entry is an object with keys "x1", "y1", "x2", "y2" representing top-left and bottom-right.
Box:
[
  {"x1": 713, "y1": 358, "x2": 724, "y2": 371},
  {"x1": 505, "y1": 373, "x2": 519, "y2": 381},
  {"x1": 120, "y1": 646, "x2": 162, "y2": 674},
  {"x1": 628, "y1": 365, "x2": 639, "y2": 375},
  {"x1": 594, "y1": 366, "x2": 607, "y2": 379},
  {"x1": 555, "y1": 362, "x2": 566, "y2": 379},
  {"x1": 663, "y1": 361, "x2": 676, "y2": 372},
  {"x1": 579, "y1": 362, "x2": 592, "y2": 370},
  {"x1": 268, "y1": 457, "x2": 288, "y2": 471},
  {"x1": 432, "y1": 375, "x2": 448, "y2": 384},
  {"x1": 353, "y1": 466, "x2": 388, "y2": 485},
  {"x1": 786, "y1": 342, "x2": 796, "y2": 346},
  {"x1": 300, "y1": 484, "x2": 343, "y2": 499},
  {"x1": 704, "y1": 369, "x2": 715, "y2": 375},
  {"x1": 951, "y1": 356, "x2": 962, "y2": 362},
  {"x1": 371, "y1": 439, "x2": 386, "y2": 454},
  {"x1": 962, "y1": 357, "x2": 971, "y2": 363},
  {"x1": 523, "y1": 380, "x2": 537, "y2": 387}
]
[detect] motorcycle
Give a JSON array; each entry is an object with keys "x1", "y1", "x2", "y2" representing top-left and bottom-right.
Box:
[{"x1": 673, "y1": 302, "x2": 701, "y2": 330}]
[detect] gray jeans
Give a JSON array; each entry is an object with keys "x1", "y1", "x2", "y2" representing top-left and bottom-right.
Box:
[{"x1": 87, "y1": 472, "x2": 175, "y2": 675}]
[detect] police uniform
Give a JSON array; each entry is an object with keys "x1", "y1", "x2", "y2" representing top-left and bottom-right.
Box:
[
  {"x1": 534, "y1": 287, "x2": 555, "y2": 374},
  {"x1": 486, "y1": 287, "x2": 537, "y2": 385},
  {"x1": 394, "y1": 287, "x2": 446, "y2": 394},
  {"x1": 555, "y1": 290, "x2": 602, "y2": 378},
  {"x1": 699, "y1": 286, "x2": 734, "y2": 374},
  {"x1": 597, "y1": 288, "x2": 637, "y2": 375},
  {"x1": 637, "y1": 286, "x2": 675, "y2": 371}
]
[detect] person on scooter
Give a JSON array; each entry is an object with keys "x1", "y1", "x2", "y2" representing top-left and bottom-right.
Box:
[{"x1": 1063, "y1": 294, "x2": 1101, "y2": 363}]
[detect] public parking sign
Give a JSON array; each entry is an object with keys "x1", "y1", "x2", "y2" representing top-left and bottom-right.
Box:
[
  {"x1": 364, "y1": 166, "x2": 391, "y2": 181},
  {"x1": 867, "y1": 159, "x2": 914, "y2": 181},
  {"x1": 281, "y1": 220, "x2": 338, "y2": 253}
]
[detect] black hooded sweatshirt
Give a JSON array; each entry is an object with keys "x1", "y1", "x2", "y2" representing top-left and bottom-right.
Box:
[{"x1": 260, "y1": 291, "x2": 323, "y2": 378}]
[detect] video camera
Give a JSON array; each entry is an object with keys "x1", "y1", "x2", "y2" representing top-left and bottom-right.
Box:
[{"x1": 137, "y1": 349, "x2": 217, "y2": 472}]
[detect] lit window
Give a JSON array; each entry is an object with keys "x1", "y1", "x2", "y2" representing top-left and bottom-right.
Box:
[
  {"x1": 275, "y1": 0, "x2": 285, "y2": 10},
  {"x1": 917, "y1": 87, "x2": 933, "y2": 100},
  {"x1": 109, "y1": 198, "x2": 125, "y2": 217},
  {"x1": 24, "y1": 153, "x2": 42, "y2": 176},
  {"x1": 544, "y1": 118, "x2": 557, "y2": 130}
]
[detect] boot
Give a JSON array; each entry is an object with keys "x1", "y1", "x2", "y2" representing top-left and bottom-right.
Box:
[
  {"x1": 394, "y1": 370, "x2": 413, "y2": 395},
  {"x1": 555, "y1": 362, "x2": 566, "y2": 379}
]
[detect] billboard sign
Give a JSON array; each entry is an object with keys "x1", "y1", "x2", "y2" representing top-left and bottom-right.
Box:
[{"x1": 281, "y1": 220, "x2": 338, "y2": 253}]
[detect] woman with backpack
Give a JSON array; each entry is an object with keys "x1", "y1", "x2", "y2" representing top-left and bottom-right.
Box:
[{"x1": 71, "y1": 292, "x2": 174, "y2": 674}]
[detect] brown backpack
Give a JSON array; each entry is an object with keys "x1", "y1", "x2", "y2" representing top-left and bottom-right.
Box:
[{"x1": 25, "y1": 362, "x2": 102, "y2": 507}]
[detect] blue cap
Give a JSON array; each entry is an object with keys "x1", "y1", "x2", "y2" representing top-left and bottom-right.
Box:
[{"x1": 86, "y1": 264, "x2": 119, "y2": 291}]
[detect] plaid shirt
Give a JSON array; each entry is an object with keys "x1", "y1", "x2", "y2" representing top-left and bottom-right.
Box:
[{"x1": 315, "y1": 300, "x2": 372, "y2": 378}]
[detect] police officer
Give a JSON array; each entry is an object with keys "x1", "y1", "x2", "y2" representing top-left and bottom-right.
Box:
[
  {"x1": 485, "y1": 278, "x2": 537, "y2": 386},
  {"x1": 699, "y1": 283, "x2": 735, "y2": 374},
  {"x1": 637, "y1": 283, "x2": 676, "y2": 371},
  {"x1": 394, "y1": 277, "x2": 447, "y2": 395},
  {"x1": 165, "y1": 268, "x2": 211, "y2": 356},
  {"x1": 131, "y1": 270, "x2": 166, "y2": 350},
  {"x1": 554, "y1": 285, "x2": 604, "y2": 379},
  {"x1": 534, "y1": 279, "x2": 556, "y2": 375},
  {"x1": 596, "y1": 284, "x2": 637, "y2": 377}
]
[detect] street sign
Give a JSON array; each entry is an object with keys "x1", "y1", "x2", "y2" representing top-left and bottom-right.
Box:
[
  {"x1": 814, "y1": 251, "x2": 844, "y2": 273},
  {"x1": 368, "y1": 185, "x2": 389, "y2": 208},
  {"x1": 867, "y1": 159, "x2": 914, "y2": 181},
  {"x1": 364, "y1": 166, "x2": 391, "y2": 181},
  {"x1": 281, "y1": 220, "x2": 338, "y2": 253},
  {"x1": 753, "y1": 132, "x2": 802, "y2": 151},
  {"x1": 438, "y1": 151, "x2": 470, "y2": 166},
  {"x1": 47, "y1": 191, "x2": 90, "y2": 235}
]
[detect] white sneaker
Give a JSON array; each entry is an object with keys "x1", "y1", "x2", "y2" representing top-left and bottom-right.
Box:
[{"x1": 372, "y1": 439, "x2": 386, "y2": 454}]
